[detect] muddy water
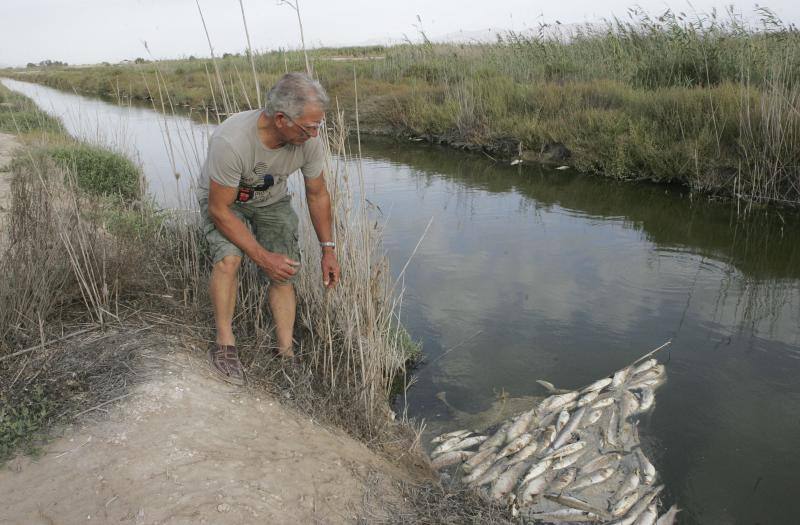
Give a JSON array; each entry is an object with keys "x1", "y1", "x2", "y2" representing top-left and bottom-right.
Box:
[{"x1": 5, "y1": 77, "x2": 800, "y2": 524}]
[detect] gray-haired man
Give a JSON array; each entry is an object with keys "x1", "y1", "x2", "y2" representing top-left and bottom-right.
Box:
[{"x1": 197, "y1": 72, "x2": 340, "y2": 385}]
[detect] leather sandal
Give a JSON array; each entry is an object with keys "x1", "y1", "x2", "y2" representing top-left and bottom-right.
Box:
[{"x1": 208, "y1": 343, "x2": 245, "y2": 385}]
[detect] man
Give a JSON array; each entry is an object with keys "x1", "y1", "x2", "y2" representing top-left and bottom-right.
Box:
[{"x1": 197, "y1": 72, "x2": 340, "y2": 385}]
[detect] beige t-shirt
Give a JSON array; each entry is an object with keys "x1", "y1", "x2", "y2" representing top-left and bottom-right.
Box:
[{"x1": 197, "y1": 109, "x2": 324, "y2": 207}]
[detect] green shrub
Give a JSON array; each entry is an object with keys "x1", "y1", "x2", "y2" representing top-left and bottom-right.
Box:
[
  {"x1": 0, "y1": 386, "x2": 54, "y2": 461},
  {"x1": 49, "y1": 144, "x2": 141, "y2": 199}
]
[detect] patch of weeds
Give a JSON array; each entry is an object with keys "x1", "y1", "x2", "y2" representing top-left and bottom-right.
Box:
[
  {"x1": 0, "y1": 385, "x2": 55, "y2": 462},
  {"x1": 49, "y1": 143, "x2": 141, "y2": 199}
]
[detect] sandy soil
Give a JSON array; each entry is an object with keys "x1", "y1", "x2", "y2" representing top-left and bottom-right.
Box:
[{"x1": 0, "y1": 350, "x2": 406, "y2": 525}]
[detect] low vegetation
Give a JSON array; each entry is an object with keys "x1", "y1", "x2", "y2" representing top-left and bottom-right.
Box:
[{"x1": 5, "y1": 6, "x2": 800, "y2": 208}]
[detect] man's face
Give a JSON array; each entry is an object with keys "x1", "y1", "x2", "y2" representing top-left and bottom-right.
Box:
[{"x1": 277, "y1": 104, "x2": 324, "y2": 146}]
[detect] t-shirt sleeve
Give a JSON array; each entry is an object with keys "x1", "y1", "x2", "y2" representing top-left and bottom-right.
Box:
[
  {"x1": 205, "y1": 136, "x2": 243, "y2": 188},
  {"x1": 300, "y1": 136, "x2": 325, "y2": 179}
]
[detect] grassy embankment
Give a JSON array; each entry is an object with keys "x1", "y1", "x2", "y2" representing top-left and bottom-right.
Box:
[
  {"x1": 0, "y1": 78, "x2": 423, "y2": 500},
  {"x1": 6, "y1": 7, "x2": 800, "y2": 209}
]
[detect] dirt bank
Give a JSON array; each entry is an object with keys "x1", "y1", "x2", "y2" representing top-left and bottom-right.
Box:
[{"x1": 0, "y1": 348, "x2": 407, "y2": 524}]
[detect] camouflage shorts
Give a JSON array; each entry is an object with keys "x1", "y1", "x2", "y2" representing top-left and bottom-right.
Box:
[{"x1": 199, "y1": 195, "x2": 301, "y2": 284}]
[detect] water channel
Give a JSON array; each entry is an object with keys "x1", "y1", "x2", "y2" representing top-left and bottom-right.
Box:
[{"x1": 4, "y1": 77, "x2": 800, "y2": 524}]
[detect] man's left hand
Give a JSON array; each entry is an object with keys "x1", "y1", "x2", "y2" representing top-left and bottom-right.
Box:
[{"x1": 321, "y1": 250, "x2": 340, "y2": 288}]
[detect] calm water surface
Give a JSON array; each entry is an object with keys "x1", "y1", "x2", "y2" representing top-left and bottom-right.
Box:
[{"x1": 4, "y1": 77, "x2": 800, "y2": 525}]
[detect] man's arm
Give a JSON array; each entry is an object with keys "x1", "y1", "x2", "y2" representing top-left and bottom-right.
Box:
[
  {"x1": 304, "y1": 173, "x2": 340, "y2": 288},
  {"x1": 208, "y1": 180, "x2": 299, "y2": 282}
]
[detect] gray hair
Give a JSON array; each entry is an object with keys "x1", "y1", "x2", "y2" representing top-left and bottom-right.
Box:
[{"x1": 264, "y1": 72, "x2": 329, "y2": 118}]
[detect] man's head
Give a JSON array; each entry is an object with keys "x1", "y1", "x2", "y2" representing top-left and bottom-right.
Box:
[{"x1": 264, "y1": 72, "x2": 329, "y2": 145}]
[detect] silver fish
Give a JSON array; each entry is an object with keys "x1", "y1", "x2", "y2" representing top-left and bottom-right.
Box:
[
  {"x1": 518, "y1": 473, "x2": 550, "y2": 505},
  {"x1": 613, "y1": 469, "x2": 641, "y2": 503},
  {"x1": 431, "y1": 435, "x2": 487, "y2": 457},
  {"x1": 541, "y1": 440, "x2": 586, "y2": 461},
  {"x1": 612, "y1": 489, "x2": 642, "y2": 517},
  {"x1": 621, "y1": 420, "x2": 638, "y2": 445},
  {"x1": 545, "y1": 493, "x2": 610, "y2": 518},
  {"x1": 637, "y1": 388, "x2": 655, "y2": 413},
  {"x1": 531, "y1": 509, "x2": 602, "y2": 522},
  {"x1": 632, "y1": 359, "x2": 657, "y2": 377},
  {"x1": 538, "y1": 425, "x2": 557, "y2": 449},
  {"x1": 431, "y1": 429, "x2": 472, "y2": 444},
  {"x1": 551, "y1": 407, "x2": 586, "y2": 450},
  {"x1": 539, "y1": 391, "x2": 580, "y2": 413},
  {"x1": 472, "y1": 458, "x2": 510, "y2": 487},
  {"x1": 536, "y1": 379, "x2": 572, "y2": 394},
  {"x1": 555, "y1": 409, "x2": 571, "y2": 433},
  {"x1": 498, "y1": 432, "x2": 533, "y2": 458},
  {"x1": 634, "y1": 364, "x2": 665, "y2": 383},
  {"x1": 606, "y1": 409, "x2": 620, "y2": 448},
  {"x1": 633, "y1": 503, "x2": 658, "y2": 525},
  {"x1": 609, "y1": 486, "x2": 664, "y2": 525},
  {"x1": 552, "y1": 450, "x2": 585, "y2": 470},
  {"x1": 579, "y1": 452, "x2": 621, "y2": 475},
  {"x1": 547, "y1": 467, "x2": 577, "y2": 493},
  {"x1": 571, "y1": 467, "x2": 615, "y2": 490},
  {"x1": 636, "y1": 448, "x2": 656, "y2": 485},
  {"x1": 522, "y1": 458, "x2": 553, "y2": 484},
  {"x1": 462, "y1": 456, "x2": 496, "y2": 484},
  {"x1": 593, "y1": 396, "x2": 616, "y2": 409},
  {"x1": 507, "y1": 440, "x2": 539, "y2": 465},
  {"x1": 479, "y1": 421, "x2": 511, "y2": 451},
  {"x1": 611, "y1": 367, "x2": 631, "y2": 388},
  {"x1": 464, "y1": 446, "x2": 497, "y2": 470},
  {"x1": 582, "y1": 409, "x2": 603, "y2": 428},
  {"x1": 620, "y1": 391, "x2": 640, "y2": 424},
  {"x1": 577, "y1": 390, "x2": 599, "y2": 407},
  {"x1": 431, "y1": 450, "x2": 474, "y2": 470},
  {"x1": 507, "y1": 409, "x2": 537, "y2": 442},
  {"x1": 581, "y1": 377, "x2": 613, "y2": 394},
  {"x1": 490, "y1": 462, "x2": 528, "y2": 500},
  {"x1": 655, "y1": 504, "x2": 680, "y2": 525}
]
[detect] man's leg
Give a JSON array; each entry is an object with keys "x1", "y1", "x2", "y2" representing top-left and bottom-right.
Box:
[
  {"x1": 210, "y1": 255, "x2": 242, "y2": 346},
  {"x1": 268, "y1": 282, "x2": 296, "y2": 357}
]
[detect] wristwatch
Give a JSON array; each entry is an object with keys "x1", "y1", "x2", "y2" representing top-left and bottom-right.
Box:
[{"x1": 320, "y1": 241, "x2": 336, "y2": 249}]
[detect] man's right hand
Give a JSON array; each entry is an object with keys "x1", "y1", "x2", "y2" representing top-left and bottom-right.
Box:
[{"x1": 254, "y1": 250, "x2": 300, "y2": 282}]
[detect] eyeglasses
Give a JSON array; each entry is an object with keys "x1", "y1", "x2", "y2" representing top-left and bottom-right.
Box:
[{"x1": 280, "y1": 112, "x2": 324, "y2": 138}]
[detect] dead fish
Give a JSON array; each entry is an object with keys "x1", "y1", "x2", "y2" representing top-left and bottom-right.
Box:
[
  {"x1": 431, "y1": 429, "x2": 472, "y2": 444},
  {"x1": 636, "y1": 448, "x2": 656, "y2": 485},
  {"x1": 539, "y1": 391, "x2": 580, "y2": 413},
  {"x1": 633, "y1": 503, "x2": 658, "y2": 525},
  {"x1": 490, "y1": 462, "x2": 528, "y2": 500},
  {"x1": 498, "y1": 433, "x2": 533, "y2": 458},
  {"x1": 518, "y1": 473, "x2": 550, "y2": 505},
  {"x1": 555, "y1": 165, "x2": 571, "y2": 171},
  {"x1": 510, "y1": 159, "x2": 522, "y2": 166},
  {"x1": 611, "y1": 367, "x2": 631, "y2": 388},
  {"x1": 613, "y1": 469, "x2": 641, "y2": 503},
  {"x1": 536, "y1": 379, "x2": 572, "y2": 394},
  {"x1": 620, "y1": 390, "x2": 640, "y2": 424},
  {"x1": 555, "y1": 409, "x2": 571, "y2": 433},
  {"x1": 655, "y1": 504, "x2": 680, "y2": 525},
  {"x1": 592, "y1": 396, "x2": 616, "y2": 409},
  {"x1": 479, "y1": 421, "x2": 511, "y2": 451},
  {"x1": 621, "y1": 420, "x2": 638, "y2": 445},
  {"x1": 609, "y1": 486, "x2": 664, "y2": 525},
  {"x1": 606, "y1": 409, "x2": 620, "y2": 448},
  {"x1": 582, "y1": 409, "x2": 603, "y2": 428},
  {"x1": 431, "y1": 450, "x2": 474, "y2": 470},
  {"x1": 636, "y1": 388, "x2": 655, "y2": 413},
  {"x1": 507, "y1": 440, "x2": 539, "y2": 465},
  {"x1": 464, "y1": 446, "x2": 497, "y2": 470},
  {"x1": 579, "y1": 452, "x2": 621, "y2": 475},
  {"x1": 531, "y1": 508, "x2": 602, "y2": 522},
  {"x1": 545, "y1": 493, "x2": 610, "y2": 518},
  {"x1": 472, "y1": 458, "x2": 510, "y2": 487},
  {"x1": 522, "y1": 458, "x2": 553, "y2": 484},
  {"x1": 541, "y1": 441, "x2": 587, "y2": 462},
  {"x1": 634, "y1": 364, "x2": 665, "y2": 383},
  {"x1": 581, "y1": 377, "x2": 613, "y2": 394},
  {"x1": 431, "y1": 435, "x2": 487, "y2": 457},
  {"x1": 547, "y1": 467, "x2": 577, "y2": 493},
  {"x1": 632, "y1": 359, "x2": 657, "y2": 377},
  {"x1": 462, "y1": 456, "x2": 496, "y2": 484},
  {"x1": 551, "y1": 450, "x2": 585, "y2": 470},
  {"x1": 612, "y1": 489, "x2": 642, "y2": 517},
  {"x1": 571, "y1": 466, "x2": 615, "y2": 490},
  {"x1": 538, "y1": 425, "x2": 557, "y2": 449},
  {"x1": 577, "y1": 390, "x2": 599, "y2": 407},
  {"x1": 507, "y1": 409, "x2": 537, "y2": 442},
  {"x1": 551, "y1": 407, "x2": 586, "y2": 450}
]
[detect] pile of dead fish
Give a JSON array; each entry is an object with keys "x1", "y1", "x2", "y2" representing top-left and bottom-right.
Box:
[{"x1": 429, "y1": 348, "x2": 680, "y2": 524}]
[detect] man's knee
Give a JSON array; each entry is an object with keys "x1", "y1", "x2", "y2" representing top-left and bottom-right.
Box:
[{"x1": 214, "y1": 255, "x2": 242, "y2": 276}]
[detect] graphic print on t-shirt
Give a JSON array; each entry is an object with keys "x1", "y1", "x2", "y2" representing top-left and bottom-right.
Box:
[{"x1": 237, "y1": 162, "x2": 285, "y2": 203}]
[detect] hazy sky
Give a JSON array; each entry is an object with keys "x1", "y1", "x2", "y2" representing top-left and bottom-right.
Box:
[{"x1": 2, "y1": 0, "x2": 798, "y2": 66}]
